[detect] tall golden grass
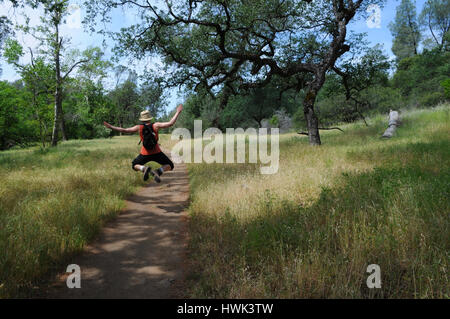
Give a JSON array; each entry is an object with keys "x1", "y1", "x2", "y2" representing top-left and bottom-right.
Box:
[
  {"x1": 0, "y1": 134, "x2": 173, "y2": 297},
  {"x1": 185, "y1": 105, "x2": 449, "y2": 298}
]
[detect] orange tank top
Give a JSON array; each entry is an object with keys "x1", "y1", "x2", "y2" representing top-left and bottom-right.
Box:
[{"x1": 139, "y1": 124, "x2": 161, "y2": 155}]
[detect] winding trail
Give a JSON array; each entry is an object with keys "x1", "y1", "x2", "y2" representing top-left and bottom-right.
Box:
[{"x1": 47, "y1": 156, "x2": 190, "y2": 299}]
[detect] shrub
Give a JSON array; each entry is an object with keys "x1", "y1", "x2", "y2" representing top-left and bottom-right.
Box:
[
  {"x1": 420, "y1": 91, "x2": 446, "y2": 107},
  {"x1": 440, "y1": 78, "x2": 450, "y2": 99}
]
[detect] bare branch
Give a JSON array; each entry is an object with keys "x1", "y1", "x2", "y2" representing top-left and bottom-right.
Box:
[
  {"x1": 63, "y1": 59, "x2": 89, "y2": 80},
  {"x1": 298, "y1": 127, "x2": 344, "y2": 135}
]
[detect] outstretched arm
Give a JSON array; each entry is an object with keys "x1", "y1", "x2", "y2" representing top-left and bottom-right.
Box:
[
  {"x1": 104, "y1": 122, "x2": 139, "y2": 134},
  {"x1": 154, "y1": 104, "x2": 183, "y2": 130}
]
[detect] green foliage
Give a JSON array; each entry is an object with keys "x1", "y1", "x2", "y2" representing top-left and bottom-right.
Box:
[
  {"x1": 82, "y1": 0, "x2": 386, "y2": 143},
  {"x1": 108, "y1": 76, "x2": 141, "y2": 127},
  {"x1": 420, "y1": 91, "x2": 446, "y2": 106},
  {"x1": 0, "y1": 81, "x2": 37, "y2": 149},
  {"x1": 177, "y1": 42, "x2": 447, "y2": 131},
  {"x1": 419, "y1": 0, "x2": 450, "y2": 49},
  {"x1": 441, "y1": 78, "x2": 450, "y2": 98},
  {"x1": 0, "y1": 58, "x2": 165, "y2": 147},
  {"x1": 389, "y1": 0, "x2": 422, "y2": 61},
  {"x1": 3, "y1": 38, "x2": 24, "y2": 64},
  {"x1": 392, "y1": 48, "x2": 450, "y2": 107},
  {"x1": 64, "y1": 80, "x2": 111, "y2": 139},
  {"x1": 316, "y1": 45, "x2": 392, "y2": 124},
  {"x1": 139, "y1": 79, "x2": 166, "y2": 119},
  {"x1": 363, "y1": 86, "x2": 404, "y2": 114},
  {"x1": 1, "y1": 0, "x2": 447, "y2": 148},
  {"x1": 175, "y1": 83, "x2": 301, "y2": 131},
  {"x1": 224, "y1": 84, "x2": 297, "y2": 128}
]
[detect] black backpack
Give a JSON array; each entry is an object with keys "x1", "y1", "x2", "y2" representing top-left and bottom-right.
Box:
[{"x1": 140, "y1": 123, "x2": 158, "y2": 150}]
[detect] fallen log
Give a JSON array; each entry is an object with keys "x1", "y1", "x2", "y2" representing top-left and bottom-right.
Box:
[
  {"x1": 298, "y1": 127, "x2": 344, "y2": 136},
  {"x1": 382, "y1": 110, "x2": 400, "y2": 138}
]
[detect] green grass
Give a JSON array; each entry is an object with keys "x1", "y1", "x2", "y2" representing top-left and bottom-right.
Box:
[
  {"x1": 0, "y1": 135, "x2": 172, "y2": 298},
  {"x1": 185, "y1": 104, "x2": 449, "y2": 298},
  {"x1": 0, "y1": 106, "x2": 448, "y2": 298}
]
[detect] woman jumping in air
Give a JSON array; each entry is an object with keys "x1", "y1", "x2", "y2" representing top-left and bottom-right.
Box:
[{"x1": 103, "y1": 104, "x2": 183, "y2": 183}]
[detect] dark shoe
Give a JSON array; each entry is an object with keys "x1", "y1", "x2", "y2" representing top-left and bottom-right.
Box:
[
  {"x1": 143, "y1": 166, "x2": 151, "y2": 181},
  {"x1": 152, "y1": 170, "x2": 161, "y2": 183},
  {"x1": 155, "y1": 167, "x2": 163, "y2": 176}
]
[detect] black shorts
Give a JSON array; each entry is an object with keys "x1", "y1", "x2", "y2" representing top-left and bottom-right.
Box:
[{"x1": 131, "y1": 152, "x2": 174, "y2": 170}]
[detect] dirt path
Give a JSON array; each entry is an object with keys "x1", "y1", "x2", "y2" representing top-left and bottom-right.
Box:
[{"x1": 46, "y1": 156, "x2": 189, "y2": 299}]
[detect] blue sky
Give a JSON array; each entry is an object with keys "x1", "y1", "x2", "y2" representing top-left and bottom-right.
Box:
[
  {"x1": 0, "y1": 0, "x2": 428, "y2": 113},
  {"x1": 349, "y1": 0, "x2": 427, "y2": 59}
]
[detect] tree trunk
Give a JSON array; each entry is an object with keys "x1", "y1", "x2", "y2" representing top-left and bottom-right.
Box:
[
  {"x1": 303, "y1": 89, "x2": 321, "y2": 146},
  {"x1": 60, "y1": 108, "x2": 67, "y2": 141},
  {"x1": 51, "y1": 21, "x2": 62, "y2": 147},
  {"x1": 52, "y1": 88, "x2": 62, "y2": 146}
]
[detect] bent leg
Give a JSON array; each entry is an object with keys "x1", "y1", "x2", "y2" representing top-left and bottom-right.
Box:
[
  {"x1": 132, "y1": 154, "x2": 150, "y2": 172},
  {"x1": 153, "y1": 152, "x2": 174, "y2": 175},
  {"x1": 160, "y1": 153, "x2": 174, "y2": 170}
]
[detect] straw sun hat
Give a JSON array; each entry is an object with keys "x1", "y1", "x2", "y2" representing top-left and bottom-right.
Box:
[{"x1": 139, "y1": 110, "x2": 153, "y2": 122}]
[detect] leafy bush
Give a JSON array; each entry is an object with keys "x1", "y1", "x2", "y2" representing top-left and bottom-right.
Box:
[
  {"x1": 440, "y1": 78, "x2": 450, "y2": 99},
  {"x1": 420, "y1": 91, "x2": 446, "y2": 106}
]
